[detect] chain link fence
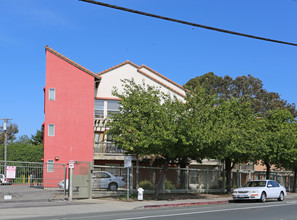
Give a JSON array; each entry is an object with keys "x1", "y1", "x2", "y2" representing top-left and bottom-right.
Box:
[
  {"x1": 1, "y1": 160, "x2": 297, "y2": 201},
  {"x1": 0, "y1": 160, "x2": 66, "y2": 202}
]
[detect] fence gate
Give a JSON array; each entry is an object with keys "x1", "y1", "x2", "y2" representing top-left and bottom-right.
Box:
[
  {"x1": 71, "y1": 161, "x2": 92, "y2": 199},
  {"x1": 0, "y1": 160, "x2": 67, "y2": 202}
]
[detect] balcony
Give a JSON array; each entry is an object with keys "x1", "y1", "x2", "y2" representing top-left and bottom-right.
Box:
[{"x1": 93, "y1": 141, "x2": 124, "y2": 156}]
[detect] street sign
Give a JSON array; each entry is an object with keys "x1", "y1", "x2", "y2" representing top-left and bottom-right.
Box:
[
  {"x1": 6, "y1": 166, "x2": 16, "y2": 179},
  {"x1": 69, "y1": 160, "x2": 75, "y2": 169},
  {"x1": 124, "y1": 156, "x2": 132, "y2": 168}
]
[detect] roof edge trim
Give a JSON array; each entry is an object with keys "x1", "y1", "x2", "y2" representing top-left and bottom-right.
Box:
[
  {"x1": 45, "y1": 46, "x2": 101, "y2": 80},
  {"x1": 97, "y1": 60, "x2": 139, "y2": 76},
  {"x1": 139, "y1": 64, "x2": 189, "y2": 92},
  {"x1": 137, "y1": 69, "x2": 186, "y2": 98}
]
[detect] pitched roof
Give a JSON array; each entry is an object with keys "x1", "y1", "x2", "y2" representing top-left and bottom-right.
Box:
[
  {"x1": 97, "y1": 60, "x2": 188, "y2": 98},
  {"x1": 97, "y1": 60, "x2": 139, "y2": 76},
  {"x1": 45, "y1": 46, "x2": 101, "y2": 80}
]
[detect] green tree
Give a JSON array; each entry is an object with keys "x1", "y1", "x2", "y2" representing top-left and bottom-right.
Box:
[
  {"x1": 185, "y1": 73, "x2": 296, "y2": 116},
  {"x1": 107, "y1": 79, "x2": 203, "y2": 198},
  {"x1": 0, "y1": 123, "x2": 18, "y2": 145},
  {"x1": 30, "y1": 127, "x2": 44, "y2": 145},
  {"x1": 0, "y1": 143, "x2": 43, "y2": 162},
  {"x1": 258, "y1": 109, "x2": 295, "y2": 179},
  {"x1": 185, "y1": 73, "x2": 297, "y2": 181},
  {"x1": 208, "y1": 97, "x2": 262, "y2": 193},
  {"x1": 17, "y1": 135, "x2": 31, "y2": 144},
  {"x1": 275, "y1": 122, "x2": 297, "y2": 192}
]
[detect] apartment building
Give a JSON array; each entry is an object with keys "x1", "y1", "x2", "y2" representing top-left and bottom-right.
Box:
[{"x1": 44, "y1": 46, "x2": 187, "y2": 168}]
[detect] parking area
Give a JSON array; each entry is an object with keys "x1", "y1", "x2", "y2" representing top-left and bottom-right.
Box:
[{"x1": 0, "y1": 185, "x2": 65, "y2": 202}]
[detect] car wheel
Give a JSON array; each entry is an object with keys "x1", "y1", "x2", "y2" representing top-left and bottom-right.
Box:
[
  {"x1": 260, "y1": 192, "x2": 266, "y2": 203},
  {"x1": 108, "y1": 182, "x2": 118, "y2": 191},
  {"x1": 278, "y1": 192, "x2": 284, "y2": 201}
]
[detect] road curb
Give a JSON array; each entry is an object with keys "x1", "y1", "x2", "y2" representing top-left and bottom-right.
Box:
[{"x1": 143, "y1": 200, "x2": 229, "y2": 209}]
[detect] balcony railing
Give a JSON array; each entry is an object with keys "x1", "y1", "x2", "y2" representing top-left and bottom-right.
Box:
[{"x1": 93, "y1": 142, "x2": 124, "y2": 155}]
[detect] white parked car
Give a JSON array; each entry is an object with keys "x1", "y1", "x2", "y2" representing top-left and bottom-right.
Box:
[
  {"x1": 232, "y1": 180, "x2": 287, "y2": 202},
  {"x1": 58, "y1": 171, "x2": 126, "y2": 191},
  {"x1": 92, "y1": 171, "x2": 126, "y2": 191},
  {"x1": 58, "y1": 179, "x2": 77, "y2": 191},
  {"x1": 0, "y1": 174, "x2": 12, "y2": 185}
]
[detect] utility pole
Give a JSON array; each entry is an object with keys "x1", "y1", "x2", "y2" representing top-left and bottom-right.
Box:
[{"x1": 1, "y1": 118, "x2": 12, "y2": 177}]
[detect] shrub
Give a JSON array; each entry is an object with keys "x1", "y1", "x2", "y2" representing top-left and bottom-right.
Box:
[
  {"x1": 139, "y1": 180, "x2": 155, "y2": 190},
  {"x1": 165, "y1": 179, "x2": 176, "y2": 189}
]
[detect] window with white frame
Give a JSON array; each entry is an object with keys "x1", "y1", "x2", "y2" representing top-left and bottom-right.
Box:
[
  {"x1": 49, "y1": 88, "x2": 56, "y2": 101},
  {"x1": 107, "y1": 100, "x2": 120, "y2": 117},
  {"x1": 47, "y1": 160, "x2": 54, "y2": 172},
  {"x1": 48, "y1": 124, "x2": 55, "y2": 136},
  {"x1": 94, "y1": 100, "x2": 104, "y2": 118}
]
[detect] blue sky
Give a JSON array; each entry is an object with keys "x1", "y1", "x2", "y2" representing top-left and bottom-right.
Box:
[{"x1": 1, "y1": 0, "x2": 297, "y2": 138}]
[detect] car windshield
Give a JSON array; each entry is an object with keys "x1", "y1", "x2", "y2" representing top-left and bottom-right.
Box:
[{"x1": 243, "y1": 181, "x2": 266, "y2": 187}]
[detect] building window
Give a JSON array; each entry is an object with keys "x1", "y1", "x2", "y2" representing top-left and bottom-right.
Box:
[
  {"x1": 107, "y1": 100, "x2": 120, "y2": 117},
  {"x1": 94, "y1": 100, "x2": 104, "y2": 118},
  {"x1": 49, "y1": 88, "x2": 55, "y2": 100},
  {"x1": 48, "y1": 124, "x2": 55, "y2": 136},
  {"x1": 47, "y1": 160, "x2": 54, "y2": 172}
]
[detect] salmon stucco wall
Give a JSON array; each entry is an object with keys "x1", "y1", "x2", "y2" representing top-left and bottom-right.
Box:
[{"x1": 44, "y1": 50, "x2": 95, "y2": 168}]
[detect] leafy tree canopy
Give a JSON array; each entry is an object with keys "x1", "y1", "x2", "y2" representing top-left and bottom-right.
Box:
[
  {"x1": 185, "y1": 73, "x2": 297, "y2": 116},
  {"x1": 257, "y1": 109, "x2": 295, "y2": 179},
  {"x1": 30, "y1": 126, "x2": 44, "y2": 145},
  {"x1": 0, "y1": 123, "x2": 18, "y2": 145},
  {"x1": 107, "y1": 79, "x2": 200, "y2": 161}
]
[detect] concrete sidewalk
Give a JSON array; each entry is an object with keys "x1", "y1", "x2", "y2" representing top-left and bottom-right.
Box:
[{"x1": 0, "y1": 193, "x2": 296, "y2": 220}]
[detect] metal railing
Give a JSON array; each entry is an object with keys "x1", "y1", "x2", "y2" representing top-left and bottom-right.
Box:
[{"x1": 94, "y1": 142, "x2": 124, "y2": 154}]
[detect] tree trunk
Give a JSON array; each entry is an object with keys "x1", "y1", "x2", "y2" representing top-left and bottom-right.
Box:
[
  {"x1": 225, "y1": 158, "x2": 232, "y2": 194},
  {"x1": 150, "y1": 159, "x2": 157, "y2": 186},
  {"x1": 136, "y1": 159, "x2": 139, "y2": 190},
  {"x1": 265, "y1": 162, "x2": 270, "y2": 180},
  {"x1": 179, "y1": 159, "x2": 187, "y2": 189},
  {"x1": 293, "y1": 168, "x2": 297, "y2": 193},
  {"x1": 154, "y1": 159, "x2": 169, "y2": 199}
]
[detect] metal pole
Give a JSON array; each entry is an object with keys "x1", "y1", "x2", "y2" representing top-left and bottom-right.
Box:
[
  {"x1": 1, "y1": 118, "x2": 11, "y2": 177},
  {"x1": 88, "y1": 162, "x2": 92, "y2": 199},
  {"x1": 4, "y1": 129, "x2": 7, "y2": 177},
  {"x1": 69, "y1": 167, "x2": 73, "y2": 201},
  {"x1": 127, "y1": 167, "x2": 129, "y2": 200}
]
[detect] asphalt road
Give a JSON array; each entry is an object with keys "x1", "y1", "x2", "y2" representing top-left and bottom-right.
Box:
[{"x1": 17, "y1": 200, "x2": 297, "y2": 220}]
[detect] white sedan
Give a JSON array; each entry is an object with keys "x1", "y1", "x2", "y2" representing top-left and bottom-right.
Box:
[
  {"x1": 232, "y1": 180, "x2": 286, "y2": 202},
  {"x1": 58, "y1": 171, "x2": 126, "y2": 191},
  {"x1": 92, "y1": 171, "x2": 126, "y2": 191}
]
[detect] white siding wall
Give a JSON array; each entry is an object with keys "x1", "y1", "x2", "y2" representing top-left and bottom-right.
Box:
[{"x1": 96, "y1": 63, "x2": 186, "y2": 102}]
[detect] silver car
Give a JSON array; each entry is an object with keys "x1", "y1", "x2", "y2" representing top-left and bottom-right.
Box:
[
  {"x1": 58, "y1": 171, "x2": 126, "y2": 191},
  {"x1": 92, "y1": 171, "x2": 126, "y2": 191},
  {"x1": 232, "y1": 180, "x2": 287, "y2": 202}
]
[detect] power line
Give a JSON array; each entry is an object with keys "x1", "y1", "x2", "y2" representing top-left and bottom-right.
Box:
[{"x1": 80, "y1": 0, "x2": 297, "y2": 47}]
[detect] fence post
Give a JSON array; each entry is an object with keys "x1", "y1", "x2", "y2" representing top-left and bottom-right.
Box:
[
  {"x1": 136, "y1": 160, "x2": 139, "y2": 190},
  {"x1": 130, "y1": 163, "x2": 133, "y2": 192},
  {"x1": 186, "y1": 166, "x2": 189, "y2": 193},
  {"x1": 162, "y1": 174, "x2": 165, "y2": 194},
  {"x1": 222, "y1": 170, "x2": 225, "y2": 194},
  {"x1": 88, "y1": 162, "x2": 92, "y2": 199},
  {"x1": 288, "y1": 176, "x2": 291, "y2": 192},
  {"x1": 69, "y1": 167, "x2": 73, "y2": 201},
  {"x1": 236, "y1": 170, "x2": 240, "y2": 188},
  {"x1": 64, "y1": 165, "x2": 67, "y2": 197},
  {"x1": 206, "y1": 168, "x2": 209, "y2": 194}
]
